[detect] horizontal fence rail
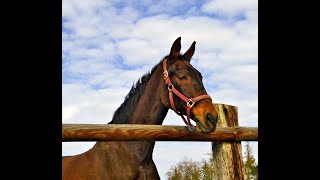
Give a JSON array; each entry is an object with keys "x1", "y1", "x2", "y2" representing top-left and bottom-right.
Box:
[{"x1": 62, "y1": 124, "x2": 258, "y2": 142}]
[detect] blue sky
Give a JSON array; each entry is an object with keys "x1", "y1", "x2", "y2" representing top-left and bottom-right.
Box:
[{"x1": 62, "y1": 0, "x2": 258, "y2": 179}]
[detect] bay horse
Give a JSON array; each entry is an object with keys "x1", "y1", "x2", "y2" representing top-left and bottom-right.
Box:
[{"x1": 62, "y1": 37, "x2": 218, "y2": 180}]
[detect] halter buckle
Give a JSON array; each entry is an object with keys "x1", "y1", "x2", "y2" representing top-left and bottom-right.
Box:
[{"x1": 187, "y1": 98, "x2": 195, "y2": 108}]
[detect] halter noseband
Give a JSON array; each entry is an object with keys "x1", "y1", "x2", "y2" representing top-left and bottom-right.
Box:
[{"x1": 162, "y1": 58, "x2": 212, "y2": 129}]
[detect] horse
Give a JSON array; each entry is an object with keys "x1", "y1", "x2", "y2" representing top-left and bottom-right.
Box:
[{"x1": 62, "y1": 37, "x2": 219, "y2": 180}]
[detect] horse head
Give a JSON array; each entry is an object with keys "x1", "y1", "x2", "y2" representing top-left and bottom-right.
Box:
[{"x1": 160, "y1": 37, "x2": 218, "y2": 134}]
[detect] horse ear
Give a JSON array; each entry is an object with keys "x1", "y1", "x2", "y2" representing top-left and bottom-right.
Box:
[
  {"x1": 169, "y1": 37, "x2": 181, "y2": 59},
  {"x1": 183, "y1": 41, "x2": 196, "y2": 61}
]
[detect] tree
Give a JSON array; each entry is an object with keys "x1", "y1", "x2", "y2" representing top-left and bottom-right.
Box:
[
  {"x1": 201, "y1": 159, "x2": 214, "y2": 180},
  {"x1": 166, "y1": 166, "x2": 182, "y2": 180},
  {"x1": 166, "y1": 143, "x2": 258, "y2": 180},
  {"x1": 166, "y1": 157, "x2": 201, "y2": 180},
  {"x1": 244, "y1": 142, "x2": 258, "y2": 180},
  {"x1": 166, "y1": 155, "x2": 214, "y2": 180}
]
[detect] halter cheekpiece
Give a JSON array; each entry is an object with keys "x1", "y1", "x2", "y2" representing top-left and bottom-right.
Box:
[{"x1": 162, "y1": 58, "x2": 212, "y2": 130}]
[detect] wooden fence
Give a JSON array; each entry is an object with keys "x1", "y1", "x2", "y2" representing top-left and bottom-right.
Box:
[
  {"x1": 62, "y1": 104, "x2": 258, "y2": 180},
  {"x1": 62, "y1": 124, "x2": 257, "y2": 142}
]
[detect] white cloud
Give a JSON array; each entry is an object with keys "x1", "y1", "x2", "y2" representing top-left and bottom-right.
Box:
[
  {"x1": 147, "y1": 0, "x2": 185, "y2": 14},
  {"x1": 62, "y1": 142, "x2": 96, "y2": 156},
  {"x1": 62, "y1": 105, "x2": 79, "y2": 122},
  {"x1": 202, "y1": 0, "x2": 258, "y2": 18},
  {"x1": 62, "y1": 83, "x2": 129, "y2": 123},
  {"x1": 116, "y1": 38, "x2": 162, "y2": 66}
]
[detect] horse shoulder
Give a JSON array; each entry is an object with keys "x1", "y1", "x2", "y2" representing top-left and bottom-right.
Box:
[{"x1": 62, "y1": 149, "x2": 107, "y2": 180}]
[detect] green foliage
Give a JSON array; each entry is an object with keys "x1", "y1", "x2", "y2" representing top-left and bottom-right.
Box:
[
  {"x1": 166, "y1": 155, "x2": 214, "y2": 180},
  {"x1": 200, "y1": 159, "x2": 214, "y2": 180},
  {"x1": 244, "y1": 142, "x2": 258, "y2": 180},
  {"x1": 166, "y1": 157, "x2": 202, "y2": 180},
  {"x1": 166, "y1": 143, "x2": 258, "y2": 180}
]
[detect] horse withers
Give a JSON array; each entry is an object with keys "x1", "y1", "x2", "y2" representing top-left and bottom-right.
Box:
[{"x1": 62, "y1": 37, "x2": 218, "y2": 180}]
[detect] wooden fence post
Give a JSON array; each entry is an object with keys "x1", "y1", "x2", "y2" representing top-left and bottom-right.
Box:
[{"x1": 212, "y1": 104, "x2": 246, "y2": 180}]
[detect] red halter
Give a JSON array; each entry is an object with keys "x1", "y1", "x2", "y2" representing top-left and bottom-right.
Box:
[{"x1": 162, "y1": 58, "x2": 212, "y2": 128}]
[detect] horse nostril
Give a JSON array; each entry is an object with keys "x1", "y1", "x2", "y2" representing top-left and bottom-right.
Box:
[{"x1": 207, "y1": 113, "x2": 218, "y2": 125}]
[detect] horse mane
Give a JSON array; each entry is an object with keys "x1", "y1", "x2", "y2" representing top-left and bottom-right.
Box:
[
  {"x1": 109, "y1": 54, "x2": 190, "y2": 124},
  {"x1": 109, "y1": 57, "x2": 167, "y2": 124}
]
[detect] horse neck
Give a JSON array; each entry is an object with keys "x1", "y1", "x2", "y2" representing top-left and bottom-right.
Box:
[
  {"x1": 94, "y1": 64, "x2": 169, "y2": 162},
  {"x1": 129, "y1": 66, "x2": 168, "y2": 125},
  {"x1": 125, "y1": 66, "x2": 169, "y2": 162}
]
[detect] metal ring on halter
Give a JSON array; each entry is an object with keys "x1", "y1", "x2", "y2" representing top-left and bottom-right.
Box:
[
  {"x1": 188, "y1": 125, "x2": 195, "y2": 131},
  {"x1": 163, "y1": 70, "x2": 168, "y2": 80},
  {"x1": 168, "y1": 84, "x2": 174, "y2": 91}
]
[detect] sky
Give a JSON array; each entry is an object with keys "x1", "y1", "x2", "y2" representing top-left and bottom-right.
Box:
[{"x1": 62, "y1": 0, "x2": 258, "y2": 179}]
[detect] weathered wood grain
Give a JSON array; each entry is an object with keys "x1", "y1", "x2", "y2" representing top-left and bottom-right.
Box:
[
  {"x1": 212, "y1": 104, "x2": 247, "y2": 180},
  {"x1": 62, "y1": 124, "x2": 257, "y2": 142}
]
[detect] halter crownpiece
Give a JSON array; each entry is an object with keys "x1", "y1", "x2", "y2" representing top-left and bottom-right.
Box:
[{"x1": 162, "y1": 58, "x2": 212, "y2": 130}]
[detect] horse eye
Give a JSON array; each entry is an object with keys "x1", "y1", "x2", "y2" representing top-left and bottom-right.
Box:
[
  {"x1": 178, "y1": 76, "x2": 187, "y2": 80},
  {"x1": 176, "y1": 71, "x2": 188, "y2": 80}
]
